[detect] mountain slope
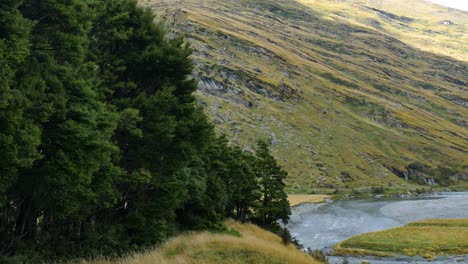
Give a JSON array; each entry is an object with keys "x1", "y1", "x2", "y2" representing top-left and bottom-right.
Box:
[{"x1": 141, "y1": 0, "x2": 467, "y2": 192}]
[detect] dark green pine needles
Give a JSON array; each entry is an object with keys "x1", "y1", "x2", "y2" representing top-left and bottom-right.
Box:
[{"x1": 0, "y1": 0, "x2": 290, "y2": 262}]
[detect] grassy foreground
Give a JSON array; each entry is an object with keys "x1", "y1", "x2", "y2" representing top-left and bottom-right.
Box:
[
  {"x1": 75, "y1": 220, "x2": 321, "y2": 264},
  {"x1": 288, "y1": 194, "x2": 332, "y2": 207},
  {"x1": 335, "y1": 219, "x2": 468, "y2": 258}
]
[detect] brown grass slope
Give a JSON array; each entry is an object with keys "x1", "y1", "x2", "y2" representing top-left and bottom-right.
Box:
[
  {"x1": 141, "y1": 0, "x2": 467, "y2": 193},
  {"x1": 76, "y1": 220, "x2": 321, "y2": 264}
]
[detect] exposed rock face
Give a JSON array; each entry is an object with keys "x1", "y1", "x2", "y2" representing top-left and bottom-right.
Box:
[
  {"x1": 451, "y1": 173, "x2": 468, "y2": 181},
  {"x1": 441, "y1": 20, "x2": 454, "y2": 25},
  {"x1": 445, "y1": 96, "x2": 468, "y2": 107},
  {"x1": 406, "y1": 169, "x2": 436, "y2": 186},
  {"x1": 198, "y1": 77, "x2": 226, "y2": 96}
]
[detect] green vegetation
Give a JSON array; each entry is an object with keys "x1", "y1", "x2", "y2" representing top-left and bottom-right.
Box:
[
  {"x1": 77, "y1": 220, "x2": 322, "y2": 264},
  {"x1": 335, "y1": 219, "x2": 468, "y2": 258},
  {"x1": 143, "y1": 0, "x2": 468, "y2": 193},
  {"x1": 0, "y1": 0, "x2": 290, "y2": 262}
]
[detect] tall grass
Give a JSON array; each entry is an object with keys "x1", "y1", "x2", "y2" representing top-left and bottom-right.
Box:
[{"x1": 75, "y1": 220, "x2": 322, "y2": 264}]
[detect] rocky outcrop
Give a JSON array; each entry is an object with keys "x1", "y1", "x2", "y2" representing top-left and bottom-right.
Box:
[
  {"x1": 406, "y1": 169, "x2": 436, "y2": 186},
  {"x1": 386, "y1": 165, "x2": 437, "y2": 186}
]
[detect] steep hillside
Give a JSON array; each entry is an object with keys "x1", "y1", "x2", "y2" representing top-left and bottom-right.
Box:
[{"x1": 141, "y1": 0, "x2": 467, "y2": 192}]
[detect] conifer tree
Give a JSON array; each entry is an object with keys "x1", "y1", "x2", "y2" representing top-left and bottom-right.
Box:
[
  {"x1": 90, "y1": 0, "x2": 214, "y2": 245},
  {"x1": 0, "y1": 0, "x2": 292, "y2": 260},
  {"x1": 176, "y1": 136, "x2": 228, "y2": 230},
  {"x1": 0, "y1": 0, "x2": 38, "y2": 206},
  {"x1": 253, "y1": 139, "x2": 291, "y2": 227},
  {"x1": 6, "y1": 0, "x2": 120, "y2": 253},
  {"x1": 223, "y1": 146, "x2": 259, "y2": 221}
]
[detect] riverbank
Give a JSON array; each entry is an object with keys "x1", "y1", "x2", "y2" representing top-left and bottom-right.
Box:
[
  {"x1": 287, "y1": 192, "x2": 468, "y2": 252},
  {"x1": 288, "y1": 194, "x2": 333, "y2": 207},
  {"x1": 328, "y1": 254, "x2": 468, "y2": 264},
  {"x1": 289, "y1": 185, "x2": 436, "y2": 202},
  {"x1": 288, "y1": 188, "x2": 437, "y2": 208}
]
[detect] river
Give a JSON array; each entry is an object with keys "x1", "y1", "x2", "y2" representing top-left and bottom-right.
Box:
[{"x1": 287, "y1": 192, "x2": 468, "y2": 263}]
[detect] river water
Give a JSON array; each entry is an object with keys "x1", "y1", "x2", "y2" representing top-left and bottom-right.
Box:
[{"x1": 287, "y1": 192, "x2": 468, "y2": 263}]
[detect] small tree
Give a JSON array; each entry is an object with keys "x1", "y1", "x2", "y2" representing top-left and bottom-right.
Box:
[
  {"x1": 224, "y1": 146, "x2": 259, "y2": 221},
  {"x1": 281, "y1": 227, "x2": 292, "y2": 245},
  {"x1": 253, "y1": 139, "x2": 291, "y2": 228}
]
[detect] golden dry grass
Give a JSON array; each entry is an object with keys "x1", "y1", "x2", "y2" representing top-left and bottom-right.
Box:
[
  {"x1": 76, "y1": 220, "x2": 322, "y2": 264},
  {"x1": 288, "y1": 194, "x2": 332, "y2": 206},
  {"x1": 296, "y1": 0, "x2": 468, "y2": 61},
  {"x1": 335, "y1": 218, "x2": 468, "y2": 258}
]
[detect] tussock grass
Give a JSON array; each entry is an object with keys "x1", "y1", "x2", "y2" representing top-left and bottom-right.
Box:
[
  {"x1": 407, "y1": 218, "x2": 468, "y2": 227},
  {"x1": 77, "y1": 220, "x2": 322, "y2": 264},
  {"x1": 141, "y1": 0, "x2": 468, "y2": 193},
  {"x1": 335, "y1": 218, "x2": 468, "y2": 258},
  {"x1": 288, "y1": 194, "x2": 332, "y2": 206}
]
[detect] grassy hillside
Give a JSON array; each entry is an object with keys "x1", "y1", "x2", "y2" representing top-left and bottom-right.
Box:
[
  {"x1": 75, "y1": 220, "x2": 321, "y2": 264},
  {"x1": 141, "y1": 0, "x2": 468, "y2": 192},
  {"x1": 335, "y1": 218, "x2": 468, "y2": 258}
]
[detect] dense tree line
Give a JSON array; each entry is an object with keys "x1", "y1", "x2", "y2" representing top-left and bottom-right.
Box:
[{"x1": 0, "y1": 0, "x2": 290, "y2": 262}]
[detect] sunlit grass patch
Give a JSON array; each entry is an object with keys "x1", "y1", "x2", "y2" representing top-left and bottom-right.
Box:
[
  {"x1": 288, "y1": 194, "x2": 332, "y2": 206},
  {"x1": 335, "y1": 218, "x2": 468, "y2": 258},
  {"x1": 75, "y1": 220, "x2": 322, "y2": 264}
]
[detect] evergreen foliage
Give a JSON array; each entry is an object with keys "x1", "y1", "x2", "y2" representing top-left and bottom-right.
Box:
[
  {"x1": 253, "y1": 139, "x2": 291, "y2": 227},
  {"x1": 0, "y1": 0, "x2": 291, "y2": 261}
]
